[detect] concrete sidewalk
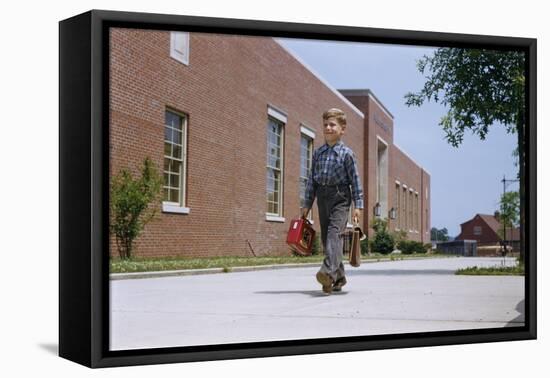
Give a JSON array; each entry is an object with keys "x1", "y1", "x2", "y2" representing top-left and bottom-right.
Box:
[{"x1": 110, "y1": 257, "x2": 524, "y2": 350}]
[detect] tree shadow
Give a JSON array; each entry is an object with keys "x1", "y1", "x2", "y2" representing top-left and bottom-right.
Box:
[
  {"x1": 255, "y1": 290, "x2": 349, "y2": 298},
  {"x1": 347, "y1": 269, "x2": 454, "y2": 276}
]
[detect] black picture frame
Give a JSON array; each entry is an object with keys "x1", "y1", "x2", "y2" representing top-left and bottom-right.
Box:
[{"x1": 59, "y1": 9, "x2": 537, "y2": 368}]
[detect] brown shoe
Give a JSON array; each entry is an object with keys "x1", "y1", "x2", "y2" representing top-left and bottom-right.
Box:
[
  {"x1": 316, "y1": 271, "x2": 333, "y2": 294},
  {"x1": 332, "y1": 277, "x2": 347, "y2": 292}
]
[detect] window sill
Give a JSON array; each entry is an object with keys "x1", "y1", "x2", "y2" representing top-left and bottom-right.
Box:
[
  {"x1": 162, "y1": 203, "x2": 190, "y2": 214},
  {"x1": 170, "y1": 54, "x2": 189, "y2": 65},
  {"x1": 266, "y1": 215, "x2": 286, "y2": 223}
]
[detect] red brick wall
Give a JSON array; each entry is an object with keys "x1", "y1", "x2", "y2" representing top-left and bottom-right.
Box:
[
  {"x1": 366, "y1": 97, "x2": 394, "y2": 238},
  {"x1": 109, "y1": 29, "x2": 365, "y2": 258},
  {"x1": 388, "y1": 147, "x2": 429, "y2": 242},
  {"x1": 340, "y1": 92, "x2": 430, "y2": 243},
  {"x1": 338, "y1": 93, "x2": 371, "y2": 231},
  {"x1": 456, "y1": 216, "x2": 500, "y2": 243},
  {"x1": 421, "y1": 169, "x2": 431, "y2": 242}
]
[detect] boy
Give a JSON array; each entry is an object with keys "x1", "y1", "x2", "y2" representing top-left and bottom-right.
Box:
[{"x1": 301, "y1": 108, "x2": 364, "y2": 294}]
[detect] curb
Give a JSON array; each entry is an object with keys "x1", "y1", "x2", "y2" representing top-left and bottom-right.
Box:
[
  {"x1": 110, "y1": 262, "x2": 322, "y2": 280},
  {"x1": 109, "y1": 255, "x2": 453, "y2": 280}
]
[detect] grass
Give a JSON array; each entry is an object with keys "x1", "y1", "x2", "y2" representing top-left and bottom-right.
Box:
[
  {"x1": 455, "y1": 264, "x2": 524, "y2": 276},
  {"x1": 110, "y1": 252, "x2": 447, "y2": 273},
  {"x1": 110, "y1": 255, "x2": 324, "y2": 273}
]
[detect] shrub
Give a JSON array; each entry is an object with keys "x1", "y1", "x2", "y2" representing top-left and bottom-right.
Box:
[
  {"x1": 110, "y1": 157, "x2": 163, "y2": 259},
  {"x1": 392, "y1": 229, "x2": 408, "y2": 245},
  {"x1": 360, "y1": 238, "x2": 369, "y2": 255},
  {"x1": 311, "y1": 234, "x2": 321, "y2": 255},
  {"x1": 370, "y1": 218, "x2": 395, "y2": 254},
  {"x1": 371, "y1": 233, "x2": 395, "y2": 254},
  {"x1": 397, "y1": 240, "x2": 428, "y2": 254},
  {"x1": 415, "y1": 242, "x2": 428, "y2": 253}
]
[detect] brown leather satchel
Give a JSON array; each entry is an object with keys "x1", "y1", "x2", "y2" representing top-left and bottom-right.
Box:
[
  {"x1": 349, "y1": 229, "x2": 361, "y2": 267},
  {"x1": 349, "y1": 216, "x2": 364, "y2": 267}
]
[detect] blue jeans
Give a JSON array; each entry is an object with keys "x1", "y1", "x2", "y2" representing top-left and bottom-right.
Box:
[{"x1": 316, "y1": 184, "x2": 351, "y2": 282}]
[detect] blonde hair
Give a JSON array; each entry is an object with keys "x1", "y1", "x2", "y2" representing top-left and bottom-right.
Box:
[{"x1": 322, "y1": 108, "x2": 347, "y2": 127}]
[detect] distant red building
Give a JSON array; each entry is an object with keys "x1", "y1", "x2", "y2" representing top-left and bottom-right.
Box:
[{"x1": 456, "y1": 214, "x2": 519, "y2": 254}]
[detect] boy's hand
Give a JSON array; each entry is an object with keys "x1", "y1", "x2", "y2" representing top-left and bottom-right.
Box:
[{"x1": 301, "y1": 208, "x2": 310, "y2": 219}]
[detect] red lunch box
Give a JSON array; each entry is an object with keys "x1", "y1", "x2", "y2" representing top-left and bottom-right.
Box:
[{"x1": 286, "y1": 218, "x2": 316, "y2": 255}]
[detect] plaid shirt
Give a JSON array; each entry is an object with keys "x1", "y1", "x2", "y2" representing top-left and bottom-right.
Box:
[{"x1": 302, "y1": 140, "x2": 364, "y2": 209}]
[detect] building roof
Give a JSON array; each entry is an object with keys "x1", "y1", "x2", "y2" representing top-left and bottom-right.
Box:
[
  {"x1": 337, "y1": 89, "x2": 395, "y2": 119},
  {"x1": 273, "y1": 39, "x2": 364, "y2": 118},
  {"x1": 461, "y1": 213, "x2": 520, "y2": 241},
  {"x1": 477, "y1": 214, "x2": 501, "y2": 232},
  {"x1": 274, "y1": 40, "x2": 395, "y2": 120},
  {"x1": 273, "y1": 38, "x2": 428, "y2": 174}
]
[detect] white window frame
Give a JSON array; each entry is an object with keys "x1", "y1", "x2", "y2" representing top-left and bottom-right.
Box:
[
  {"x1": 162, "y1": 109, "x2": 190, "y2": 214},
  {"x1": 267, "y1": 105, "x2": 287, "y2": 124},
  {"x1": 415, "y1": 191, "x2": 419, "y2": 233},
  {"x1": 395, "y1": 181, "x2": 401, "y2": 230},
  {"x1": 300, "y1": 126, "x2": 314, "y2": 222},
  {"x1": 376, "y1": 136, "x2": 389, "y2": 219},
  {"x1": 402, "y1": 185, "x2": 408, "y2": 231},
  {"x1": 266, "y1": 109, "x2": 286, "y2": 221},
  {"x1": 300, "y1": 125, "x2": 316, "y2": 140},
  {"x1": 409, "y1": 188, "x2": 414, "y2": 232},
  {"x1": 170, "y1": 32, "x2": 190, "y2": 65}
]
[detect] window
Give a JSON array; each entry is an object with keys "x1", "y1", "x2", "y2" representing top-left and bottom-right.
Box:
[
  {"x1": 415, "y1": 192, "x2": 419, "y2": 232},
  {"x1": 474, "y1": 226, "x2": 482, "y2": 235},
  {"x1": 377, "y1": 138, "x2": 389, "y2": 218},
  {"x1": 426, "y1": 209, "x2": 429, "y2": 230},
  {"x1": 395, "y1": 182, "x2": 401, "y2": 229},
  {"x1": 170, "y1": 32, "x2": 190, "y2": 65},
  {"x1": 163, "y1": 109, "x2": 188, "y2": 211},
  {"x1": 409, "y1": 189, "x2": 413, "y2": 231},
  {"x1": 402, "y1": 186, "x2": 408, "y2": 231},
  {"x1": 266, "y1": 116, "x2": 285, "y2": 218},
  {"x1": 300, "y1": 131, "x2": 314, "y2": 220}
]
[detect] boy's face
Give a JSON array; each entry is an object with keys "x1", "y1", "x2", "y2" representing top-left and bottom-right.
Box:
[{"x1": 323, "y1": 117, "x2": 345, "y2": 145}]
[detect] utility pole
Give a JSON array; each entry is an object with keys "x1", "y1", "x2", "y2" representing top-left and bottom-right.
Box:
[{"x1": 501, "y1": 175, "x2": 520, "y2": 258}]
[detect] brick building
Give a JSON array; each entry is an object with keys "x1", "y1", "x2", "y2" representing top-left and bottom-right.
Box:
[
  {"x1": 109, "y1": 28, "x2": 431, "y2": 258},
  {"x1": 456, "y1": 213, "x2": 520, "y2": 245}
]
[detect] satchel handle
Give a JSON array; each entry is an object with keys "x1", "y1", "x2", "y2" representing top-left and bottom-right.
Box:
[{"x1": 353, "y1": 216, "x2": 366, "y2": 241}]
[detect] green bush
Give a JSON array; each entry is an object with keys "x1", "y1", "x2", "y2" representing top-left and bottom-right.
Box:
[
  {"x1": 360, "y1": 238, "x2": 369, "y2": 255},
  {"x1": 397, "y1": 240, "x2": 428, "y2": 254},
  {"x1": 370, "y1": 233, "x2": 395, "y2": 254},
  {"x1": 370, "y1": 218, "x2": 395, "y2": 254},
  {"x1": 392, "y1": 229, "x2": 408, "y2": 245},
  {"x1": 311, "y1": 234, "x2": 321, "y2": 255},
  {"x1": 415, "y1": 242, "x2": 428, "y2": 253},
  {"x1": 110, "y1": 157, "x2": 163, "y2": 259}
]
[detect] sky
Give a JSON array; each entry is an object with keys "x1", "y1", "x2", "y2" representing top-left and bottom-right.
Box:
[{"x1": 277, "y1": 38, "x2": 520, "y2": 237}]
